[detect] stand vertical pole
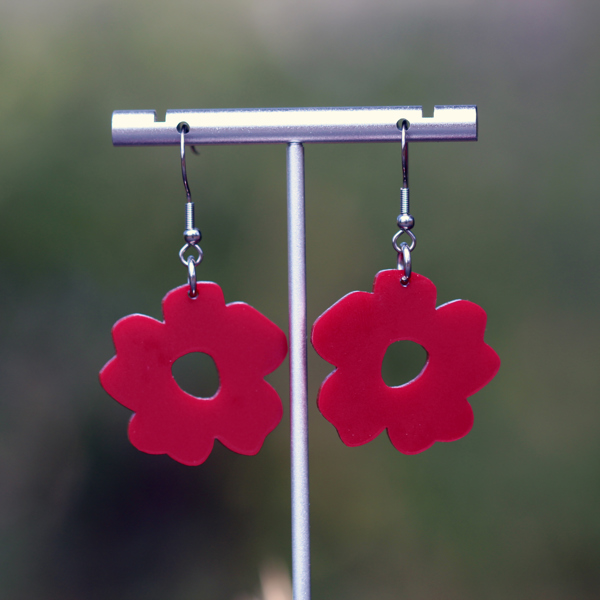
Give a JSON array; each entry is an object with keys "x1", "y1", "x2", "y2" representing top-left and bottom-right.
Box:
[{"x1": 287, "y1": 142, "x2": 311, "y2": 600}]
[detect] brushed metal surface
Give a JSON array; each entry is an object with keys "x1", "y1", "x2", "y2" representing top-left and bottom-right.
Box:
[
  {"x1": 112, "y1": 105, "x2": 477, "y2": 146},
  {"x1": 287, "y1": 142, "x2": 311, "y2": 600}
]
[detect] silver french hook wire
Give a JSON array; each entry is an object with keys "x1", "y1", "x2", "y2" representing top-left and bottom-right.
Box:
[
  {"x1": 180, "y1": 126, "x2": 192, "y2": 203},
  {"x1": 401, "y1": 120, "x2": 408, "y2": 189},
  {"x1": 178, "y1": 123, "x2": 203, "y2": 297},
  {"x1": 394, "y1": 120, "x2": 415, "y2": 284}
]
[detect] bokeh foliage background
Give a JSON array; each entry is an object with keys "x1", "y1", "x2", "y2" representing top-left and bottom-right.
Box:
[{"x1": 0, "y1": 0, "x2": 599, "y2": 598}]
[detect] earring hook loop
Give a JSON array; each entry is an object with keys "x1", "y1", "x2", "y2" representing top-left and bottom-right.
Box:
[{"x1": 392, "y1": 228, "x2": 416, "y2": 253}]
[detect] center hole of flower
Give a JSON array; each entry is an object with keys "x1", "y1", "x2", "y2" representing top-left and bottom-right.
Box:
[
  {"x1": 172, "y1": 352, "x2": 220, "y2": 399},
  {"x1": 381, "y1": 340, "x2": 428, "y2": 387}
]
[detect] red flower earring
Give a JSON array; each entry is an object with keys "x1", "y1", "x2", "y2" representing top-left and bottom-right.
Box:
[
  {"x1": 100, "y1": 124, "x2": 287, "y2": 466},
  {"x1": 311, "y1": 123, "x2": 500, "y2": 454}
]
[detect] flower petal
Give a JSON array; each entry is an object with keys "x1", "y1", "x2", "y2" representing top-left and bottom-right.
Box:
[
  {"x1": 317, "y1": 370, "x2": 387, "y2": 446},
  {"x1": 312, "y1": 290, "x2": 375, "y2": 366}
]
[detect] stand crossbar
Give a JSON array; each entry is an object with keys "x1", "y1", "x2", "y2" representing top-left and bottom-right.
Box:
[
  {"x1": 111, "y1": 105, "x2": 478, "y2": 600},
  {"x1": 112, "y1": 105, "x2": 477, "y2": 145}
]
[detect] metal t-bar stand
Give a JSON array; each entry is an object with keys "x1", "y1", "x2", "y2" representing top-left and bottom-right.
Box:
[{"x1": 111, "y1": 105, "x2": 478, "y2": 600}]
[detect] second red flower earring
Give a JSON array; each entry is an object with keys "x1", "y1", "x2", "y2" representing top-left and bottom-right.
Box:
[
  {"x1": 100, "y1": 124, "x2": 287, "y2": 466},
  {"x1": 312, "y1": 122, "x2": 500, "y2": 454}
]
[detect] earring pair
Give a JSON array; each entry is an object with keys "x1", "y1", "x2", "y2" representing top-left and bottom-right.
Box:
[{"x1": 100, "y1": 124, "x2": 499, "y2": 466}]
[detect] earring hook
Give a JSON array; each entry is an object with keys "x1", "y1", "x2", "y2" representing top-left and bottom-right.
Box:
[
  {"x1": 397, "y1": 119, "x2": 413, "y2": 230},
  {"x1": 401, "y1": 120, "x2": 408, "y2": 189},
  {"x1": 179, "y1": 123, "x2": 192, "y2": 203},
  {"x1": 394, "y1": 119, "x2": 415, "y2": 284},
  {"x1": 177, "y1": 122, "x2": 202, "y2": 298}
]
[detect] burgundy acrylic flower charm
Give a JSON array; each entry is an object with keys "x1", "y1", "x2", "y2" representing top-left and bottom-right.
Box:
[
  {"x1": 100, "y1": 283, "x2": 288, "y2": 466},
  {"x1": 311, "y1": 270, "x2": 500, "y2": 454}
]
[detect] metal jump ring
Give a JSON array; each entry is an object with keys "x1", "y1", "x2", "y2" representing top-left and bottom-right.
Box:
[
  {"x1": 392, "y1": 229, "x2": 416, "y2": 253},
  {"x1": 179, "y1": 243, "x2": 203, "y2": 267},
  {"x1": 397, "y1": 241, "x2": 412, "y2": 284},
  {"x1": 187, "y1": 256, "x2": 198, "y2": 298}
]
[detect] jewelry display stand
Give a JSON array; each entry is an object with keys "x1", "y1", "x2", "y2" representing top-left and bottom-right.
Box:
[{"x1": 111, "y1": 105, "x2": 478, "y2": 600}]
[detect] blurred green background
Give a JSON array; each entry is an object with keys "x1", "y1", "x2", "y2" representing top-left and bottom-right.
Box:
[{"x1": 1, "y1": 0, "x2": 599, "y2": 598}]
